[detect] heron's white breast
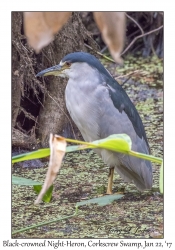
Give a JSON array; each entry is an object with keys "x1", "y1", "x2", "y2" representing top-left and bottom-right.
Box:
[{"x1": 65, "y1": 77, "x2": 101, "y2": 142}]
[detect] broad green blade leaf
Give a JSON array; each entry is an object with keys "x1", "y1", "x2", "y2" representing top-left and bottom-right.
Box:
[
  {"x1": 65, "y1": 134, "x2": 132, "y2": 153},
  {"x1": 65, "y1": 135, "x2": 162, "y2": 163},
  {"x1": 33, "y1": 185, "x2": 53, "y2": 203},
  {"x1": 12, "y1": 145, "x2": 87, "y2": 163},
  {"x1": 129, "y1": 150, "x2": 162, "y2": 164},
  {"x1": 12, "y1": 148, "x2": 50, "y2": 163},
  {"x1": 12, "y1": 176, "x2": 53, "y2": 203},
  {"x1": 12, "y1": 176, "x2": 42, "y2": 186},
  {"x1": 91, "y1": 134, "x2": 132, "y2": 152},
  {"x1": 76, "y1": 194, "x2": 124, "y2": 207},
  {"x1": 12, "y1": 134, "x2": 162, "y2": 164},
  {"x1": 159, "y1": 161, "x2": 163, "y2": 194}
]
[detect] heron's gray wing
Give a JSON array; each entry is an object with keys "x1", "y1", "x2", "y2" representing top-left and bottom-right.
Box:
[
  {"x1": 105, "y1": 77, "x2": 150, "y2": 151},
  {"x1": 93, "y1": 83, "x2": 152, "y2": 190}
]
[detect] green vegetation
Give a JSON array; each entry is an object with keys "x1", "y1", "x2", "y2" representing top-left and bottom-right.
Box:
[{"x1": 12, "y1": 134, "x2": 163, "y2": 235}]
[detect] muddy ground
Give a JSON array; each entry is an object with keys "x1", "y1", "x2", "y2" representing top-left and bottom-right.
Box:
[{"x1": 12, "y1": 54, "x2": 163, "y2": 239}]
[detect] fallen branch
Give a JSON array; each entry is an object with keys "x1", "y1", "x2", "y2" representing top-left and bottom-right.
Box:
[
  {"x1": 125, "y1": 13, "x2": 144, "y2": 35},
  {"x1": 114, "y1": 69, "x2": 148, "y2": 80},
  {"x1": 121, "y1": 25, "x2": 163, "y2": 56}
]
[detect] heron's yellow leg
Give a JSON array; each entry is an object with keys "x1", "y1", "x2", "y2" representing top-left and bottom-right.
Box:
[{"x1": 106, "y1": 167, "x2": 114, "y2": 194}]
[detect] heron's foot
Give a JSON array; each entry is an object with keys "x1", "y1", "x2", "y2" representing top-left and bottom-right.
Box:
[
  {"x1": 106, "y1": 185, "x2": 125, "y2": 195},
  {"x1": 106, "y1": 167, "x2": 114, "y2": 195},
  {"x1": 106, "y1": 190, "x2": 124, "y2": 195},
  {"x1": 106, "y1": 190, "x2": 113, "y2": 195}
]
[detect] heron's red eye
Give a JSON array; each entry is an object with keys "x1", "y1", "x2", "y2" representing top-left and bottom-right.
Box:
[{"x1": 66, "y1": 61, "x2": 71, "y2": 67}]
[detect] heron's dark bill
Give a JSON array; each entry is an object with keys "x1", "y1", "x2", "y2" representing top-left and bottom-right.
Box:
[{"x1": 36, "y1": 65, "x2": 62, "y2": 77}]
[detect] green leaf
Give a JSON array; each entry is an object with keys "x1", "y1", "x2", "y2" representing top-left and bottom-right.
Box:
[
  {"x1": 76, "y1": 194, "x2": 124, "y2": 207},
  {"x1": 12, "y1": 146, "x2": 85, "y2": 163},
  {"x1": 65, "y1": 134, "x2": 162, "y2": 163},
  {"x1": 12, "y1": 134, "x2": 162, "y2": 165},
  {"x1": 12, "y1": 148, "x2": 50, "y2": 163},
  {"x1": 33, "y1": 185, "x2": 53, "y2": 203},
  {"x1": 92, "y1": 134, "x2": 132, "y2": 152},
  {"x1": 129, "y1": 150, "x2": 162, "y2": 164},
  {"x1": 12, "y1": 176, "x2": 42, "y2": 186},
  {"x1": 12, "y1": 176, "x2": 53, "y2": 203},
  {"x1": 65, "y1": 134, "x2": 132, "y2": 153},
  {"x1": 159, "y1": 161, "x2": 163, "y2": 194}
]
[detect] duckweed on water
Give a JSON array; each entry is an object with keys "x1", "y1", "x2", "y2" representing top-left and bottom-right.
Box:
[{"x1": 12, "y1": 55, "x2": 163, "y2": 239}]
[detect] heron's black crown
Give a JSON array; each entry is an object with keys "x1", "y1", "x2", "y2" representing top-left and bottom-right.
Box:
[{"x1": 62, "y1": 52, "x2": 112, "y2": 79}]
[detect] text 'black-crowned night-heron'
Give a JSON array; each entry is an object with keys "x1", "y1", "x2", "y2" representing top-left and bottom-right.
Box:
[{"x1": 36, "y1": 52, "x2": 152, "y2": 193}]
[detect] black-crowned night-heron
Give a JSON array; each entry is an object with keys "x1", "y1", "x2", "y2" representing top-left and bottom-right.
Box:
[{"x1": 37, "y1": 52, "x2": 152, "y2": 193}]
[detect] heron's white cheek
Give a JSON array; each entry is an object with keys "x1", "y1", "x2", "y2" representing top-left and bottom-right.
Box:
[
  {"x1": 59, "y1": 69, "x2": 71, "y2": 78},
  {"x1": 58, "y1": 73, "x2": 67, "y2": 78},
  {"x1": 55, "y1": 70, "x2": 68, "y2": 78}
]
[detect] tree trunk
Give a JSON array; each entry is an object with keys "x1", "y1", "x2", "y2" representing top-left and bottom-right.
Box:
[
  {"x1": 12, "y1": 12, "x2": 98, "y2": 149},
  {"x1": 37, "y1": 12, "x2": 98, "y2": 147},
  {"x1": 12, "y1": 12, "x2": 23, "y2": 128}
]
